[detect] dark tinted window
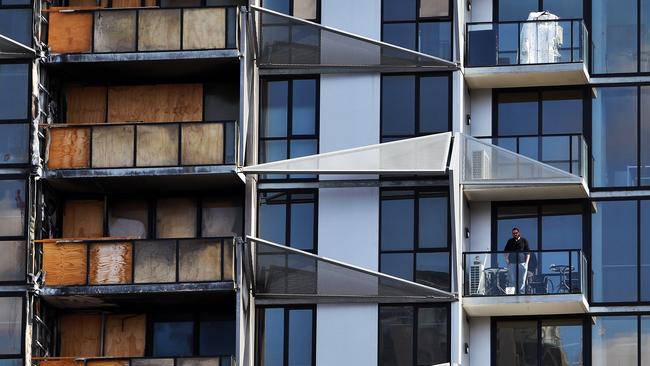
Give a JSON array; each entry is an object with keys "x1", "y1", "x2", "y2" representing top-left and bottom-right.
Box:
[
  {"x1": 199, "y1": 312, "x2": 236, "y2": 356},
  {"x1": 205, "y1": 81, "x2": 239, "y2": 121},
  {"x1": 258, "y1": 307, "x2": 314, "y2": 366},
  {"x1": 0, "y1": 9, "x2": 31, "y2": 46},
  {"x1": 258, "y1": 191, "x2": 316, "y2": 252},
  {"x1": 497, "y1": 92, "x2": 538, "y2": 136},
  {"x1": 0, "y1": 64, "x2": 29, "y2": 121},
  {"x1": 498, "y1": 0, "x2": 582, "y2": 21},
  {"x1": 496, "y1": 320, "x2": 537, "y2": 366},
  {"x1": 288, "y1": 309, "x2": 313, "y2": 366},
  {"x1": 419, "y1": 76, "x2": 450, "y2": 134},
  {"x1": 592, "y1": 0, "x2": 638, "y2": 73},
  {"x1": 498, "y1": 0, "x2": 537, "y2": 21},
  {"x1": 382, "y1": 76, "x2": 416, "y2": 137},
  {"x1": 541, "y1": 90, "x2": 583, "y2": 134},
  {"x1": 0, "y1": 124, "x2": 28, "y2": 164},
  {"x1": 152, "y1": 315, "x2": 194, "y2": 357},
  {"x1": 383, "y1": 0, "x2": 416, "y2": 21},
  {"x1": 642, "y1": 201, "x2": 650, "y2": 301}
]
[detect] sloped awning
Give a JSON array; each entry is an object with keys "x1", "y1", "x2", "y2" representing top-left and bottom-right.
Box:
[
  {"x1": 249, "y1": 5, "x2": 457, "y2": 72},
  {"x1": 0, "y1": 34, "x2": 36, "y2": 59},
  {"x1": 246, "y1": 237, "x2": 455, "y2": 304},
  {"x1": 243, "y1": 132, "x2": 453, "y2": 175},
  {"x1": 460, "y1": 134, "x2": 588, "y2": 201}
]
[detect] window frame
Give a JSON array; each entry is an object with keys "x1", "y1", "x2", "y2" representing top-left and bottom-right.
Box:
[
  {"x1": 377, "y1": 303, "x2": 451, "y2": 366},
  {"x1": 0, "y1": 61, "x2": 32, "y2": 169},
  {"x1": 380, "y1": 72, "x2": 453, "y2": 142},
  {"x1": 255, "y1": 305, "x2": 317, "y2": 366}
]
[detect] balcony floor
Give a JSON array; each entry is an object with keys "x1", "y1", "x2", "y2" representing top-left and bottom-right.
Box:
[
  {"x1": 464, "y1": 62, "x2": 589, "y2": 89},
  {"x1": 463, "y1": 293, "x2": 589, "y2": 316}
]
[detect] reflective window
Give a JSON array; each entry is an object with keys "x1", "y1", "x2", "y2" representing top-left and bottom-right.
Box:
[
  {"x1": 0, "y1": 180, "x2": 25, "y2": 237},
  {"x1": 0, "y1": 124, "x2": 29, "y2": 165},
  {"x1": 382, "y1": 0, "x2": 452, "y2": 59},
  {"x1": 260, "y1": 78, "x2": 318, "y2": 180},
  {"x1": 0, "y1": 241, "x2": 25, "y2": 282},
  {"x1": 0, "y1": 9, "x2": 31, "y2": 46},
  {"x1": 380, "y1": 190, "x2": 450, "y2": 291},
  {"x1": 0, "y1": 297, "x2": 21, "y2": 355},
  {"x1": 379, "y1": 304, "x2": 449, "y2": 366},
  {"x1": 199, "y1": 312, "x2": 236, "y2": 357},
  {"x1": 381, "y1": 74, "x2": 450, "y2": 141},
  {"x1": 263, "y1": 0, "x2": 319, "y2": 21},
  {"x1": 258, "y1": 191, "x2": 317, "y2": 252},
  {"x1": 592, "y1": 316, "x2": 638, "y2": 366},
  {"x1": 257, "y1": 307, "x2": 314, "y2": 366},
  {"x1": 592, "y1": 0, "x2": 638, "y2": 74},
  {"x1": 152, "y1": 315, "x2": 194, "y2": 357},
  {"x1": 498, "y1": 0, "x2": 582, "y2": 21},
  {"x1": 0, "y1": 64, "x2": 29, "y2": 121}
]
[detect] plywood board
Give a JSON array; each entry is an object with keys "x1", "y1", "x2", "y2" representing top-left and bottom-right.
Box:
[
  {"x1": 93, "y1": 10, "x2": 136, "y2": 52},
  {"x1": 107, "y1": 84, "x2": 203, "y2": 123},
  {"x1": 48, "y1": 127, "x2": 90, "y2": 169},
  {"x1": 108, "y1": 200, "x2": 148, "y2": 238},
  {"x1": 181, "y1": 123, "x2": 224, "y2": 165},
  {"x1": 62, "y1": 200, "x2": 104, "y2": 238},
  {"x1": 60, "y1": 314, "x2": 102, "y2": 357},
  {"x1": 68, "y1": 0, "x2": 107, "y2": 6},
  {"x1": 135, "y1": 125, "x2": 179, "y2": 167},
  {"x1": 133, "y1": 240, "x2": 176, "y2": 283},
  {"x1": 131, "y1": 359, "x2": 174, "y2": 366},
  {"x1": 38, "y1": 360, "x2": 81, "y2": 366},
  {"x1": 294, "y1": 0, "x2": 317, "y2": 20},
  {"x1": 182, "y1": 8, "x2": 226, "y2": 50},
  {"x1": 42, "y1": 242, "x2": 87, "y2": 286},
  {"x1": 176, "y1": 358, "x2": 220, "y2": 366},
  {"x1": 111, "y1": 0, "x2": 143, "y2": 7},
  {"x1": 179, "y1": 240, "x2": 221, "y2": 282},
  {"x1": 91, "y1": 125, "x2": 134, "y2": 168},
  {"x1": 48, "y1": 11, "x2": 93, "y2": 53},
  {"x1": 104, "y1": 314, "x2": 146, "y2": 357},
  {"x1": 156, "y1": 198, "x2": 197, "y2": 238},
  {"x1": 66, "y1": 86, "x2": 107, "y2": 124},
  {"x1": 86, "y1": 360, "x2": 129, "y2": 366},
  {"x1": 89, "y1": 242, "x2": 133, "y2": 284},
  {"x1": 138, "y1": 9, "x2": 181, "y2": 51}
]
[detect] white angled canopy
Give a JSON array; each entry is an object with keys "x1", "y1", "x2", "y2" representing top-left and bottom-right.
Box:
[{"x1": 0, "y1": 34, "x2": 36, "y2": 59}]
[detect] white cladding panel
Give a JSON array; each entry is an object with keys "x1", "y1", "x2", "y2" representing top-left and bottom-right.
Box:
[
  {"x1": 471, "y1": 0, "x2": 493, "y2": 22},
  {"x1": 469, "y1": 317, "x2": 492, "y2": 365},
  {"x1": 316, "y1": 304, "x2": 378, "y2": 366},
  {"x1": 470, "y1": 88, "x2": 492, "y2": 137},
  {"x1": 470, "y1": 201, "x2": 491, "y2": 252}
]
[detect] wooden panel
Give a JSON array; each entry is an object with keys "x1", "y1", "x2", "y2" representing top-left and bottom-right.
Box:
[
  {"x1": 156, "y1": 198, "x2": 197, "y2": 238},
  {"x1": 138, "y1": 9, "x2": 181, "y2": 51},
  {"x1": 48, "y1": 11, "x2": 93, "y2": 53},
  {"x1": 48, "y1": 127, "x2": 90, "y2": 169},
  {"x1": 131, "y1": 360, "x2": 174, "y2": 366},
  {"x1": 104, "y1": 314, "x2": 146, "y2": 357},
  {"x1": 38, "y1": 360, "x2": 80, "y2": 366},
  {"x1": 108, "y1": 200, "x2": 148, "y2": 238},
  {"x1": 181, "y1": 123, "x2": 223, "y2": 165},
  {"x1": 89, "y1": 242, "x2": 133, "y2": 284},
  {"x1": 176, "y1": 358, "x2": 220, "y2": 366},
  {"x1": 223, "y1": 239, "x2": 233, "y2": 281},
  {"x1": 93, "y1": 10, "x2": 136, "y2": 52},
  {"x1": 294, "y1": 0, "x2": 317, "y2": 20},
  {"x1": 179, "y1": 240, "x2": 221, "y2": 282},
  {"x1": 182, "y1": 8, "x2": 225, "y2": 50},
  {"x1": 60, "y1": 314, "x2": 102, "y2": 357},
  {"x1": 42, "y1": 243, "x2": 87, "y2": 286},
  {"x1": 107, "y1": 84, "x2": 203, "y2": 123},
  {"x1": 86, "y1": 361, "x2": 129, "y2": 366},
  {"x1": 62, "y1": 200, "x2": 104, "y2": 237},
  {"x1": 91, "y1": 125, "x2": 134, "y2": 168},
  {"x1": 135, "y1": 125, "x2": 179, "y2": 167},
  {"x1": 133, "y1": 240, "x2": 176, "y2": 283},
  {"x1": 66, "y1": 86, "x2": 107, "y2": 124},
  {"x1": 111, "y1": 0, "x2": 143, "y2": 7},
  {"x1": 68, "y1": 0, "x2": 107, "y2": 6}
]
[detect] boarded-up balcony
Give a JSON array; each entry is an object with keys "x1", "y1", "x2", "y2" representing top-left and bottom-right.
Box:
[
  {"x1": 36, "y1": 357, "x2": 234, "y2": 366},
  {"x1": 47, "y1": 5, "x2": 238, "y2": 61},
  {"x1": 40, "y1": 237, "x2": 234, "y2": 293}
]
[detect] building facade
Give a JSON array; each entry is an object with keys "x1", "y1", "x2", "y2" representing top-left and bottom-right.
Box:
[{"x1": 0, "y1": 0, "x2": 647, "y2": 365}]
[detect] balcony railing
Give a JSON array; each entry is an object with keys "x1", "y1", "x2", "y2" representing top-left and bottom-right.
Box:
[
  {"x1": 46, "y1": 120, "x2": 237, "y2": 170},
  {"x1": 47, "y1": 6, "x2": 238, "y2": 54},
  {"x1": 476, "y1": 134, "x2": 587, "y2": 178},
  {"x1": 463, "y1": 249, "x2": 587, "y2": 297},
  {"x1": 40, "y1": 237, "x2": 234, "y2": 287},
  {"x1": 35, "y1": 356, "x2": 235, "y2": 366},
  {"x1": 466, "y1": 19, "x2": 587, "y2": 67}
]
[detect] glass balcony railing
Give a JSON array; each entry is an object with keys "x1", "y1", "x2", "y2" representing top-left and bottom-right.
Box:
[
  {"x1": 466, "y1": 19, "x2": 587, "y2": 67},
  {"x1": 463, "y1": 249, "x2": 587, "y2": 297},
  {"x1": 40, "y1": 237, "x2": 234, "y2": 287},
  {"x1": 476, "y1": 134, "x2": 587, "y2": 178},
  {"x1": 46, "y1": 120, "x2": 238, "y2": 170},
  {"x1": 34, "y1": 356, "x2": 235, "y2": 366}
]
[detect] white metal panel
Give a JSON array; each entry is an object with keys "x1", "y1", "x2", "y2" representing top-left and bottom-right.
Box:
[
  {"x1": 469, "y1": 89, "x2": 492, "y2": 137},
  {"x1": 316, "y1": 304, "x2": 378, "y2": 366}
]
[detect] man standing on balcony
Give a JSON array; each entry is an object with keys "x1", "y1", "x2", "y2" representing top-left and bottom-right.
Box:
[{"x1": 504, "y1": 227, "x2": 530, "y2": 294}]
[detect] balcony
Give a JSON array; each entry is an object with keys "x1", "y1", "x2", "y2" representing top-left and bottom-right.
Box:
[
  {"x1": 465, "y1": 19, "x2": 589, "y2": 88},
  {"x1": 462, "y1": 249, "x2": 589, "y2": 316},
  {"x1": 46, "y1": 5, "x2": 238, "y2": 63},
  {"x1": 36, "y1": 357, "x2": 235, "y2": 366},
  {"x1": 39, "y1": 237, "x2": 234, "y2": 296}
]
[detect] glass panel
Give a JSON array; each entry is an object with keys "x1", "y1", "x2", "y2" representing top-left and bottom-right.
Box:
[
  {"x1": 0, "y1": 241, "x2": 25, "y2": 282},
  {"x1": 592, "y1": 316, "x2": 638, "y2": 366},
  {"x1": 288, "y1": 309, "x2": 313, "y2": 366},
  {"x1": 0, "y1": 9, "x2": 31, "y2": 46},
  {"x1": 0, "y1": 64, "x2": 28, "y2": 120},
  {"x1": 204, "y1": 82, "x2": 239, "y2": 121},
  {"x1": 417, "y1": 307, "x2": 448, "y2": 365},
  {"x1": 497, "y1": 92, "x2": 538, "y2": 136},
  {"x1": 497, "y1": 213, "x2": 538, "y2": 250},
  {"x1": 263, "y1": 0, "x2": 290, "y2": 14},
  {"x1": 382, "y1": 75, "x2": 415, "y2": 137},
  {"x1": 416, "y1": 252, "x2": 449, "y2": 291},
  {"x1": 379, "y1": 306, "x2": 413, "y2": 366},
  {"x1": 592, "y1": 0, "x2": 638, "y2": 74},
  {"x1": 261, "y1": 308, "x2": 284, "y2": 366},
  {"x1": 381, "y1": 253, "x2": 414, "y2": 281},
  {"x1": 420, "y1": 0, "x2": 449, "y2": 17},
  {"x1": 152, "y1": 316, "x2": 194, "y2": 357},
  {"x1": 133, "y1": 240, "x2": 176, "y2": 284},
  {"x1": 0, "y1": 297, "x2": 21, "y2": 354},
  {"x1": 0, "y1": 180, "x2": 25, "y2": 237},
  {"x1": 542, "y1": 90, "x2": 583, "y2": 135},
  {"x1": 544, "y1": 0, "x2": 583, "y2": 18},
  {"x1": 540, "y1": 319, "x2": 583, "y2": 366},
  {"x1": 259, "y1": 192, "x2": 287, "y2": 245},
  {"x1": 226, "y1": 7, "x2": 237, "y2": 49},
  {"x1": 642, "y1": 0, "x2": 650, "y2": 72},
  {"x1": 261, "y1": 80, "x2": 288, "y2": 138},
  {"x1": 381, "y1": 191, "x2": 415, "y2": 251},
  {"x1": 289, "y1": 200, "x2": 315, "y2": 251},
  {"x1": 541, "y1": 136, "x2": 570, "y2": 170},
  {"x1": 202, "y1": 198, "x2": 243, "y2": 237},
  {"x1": 383, "y1": 23, "x2": 416, "y2": 51},
  {"x1": 0, "y1": 361, "x2": 21, "y2": 366},
  {"x1": 497, "y1": 23, "x2": 519, "y2": 65},
  {"x1": 156, "y1": 198, "x2": 197, "y2": 239},
  {"x1": 419, "y1": 21, "x2": 451, "y2": 60},
  {"x1": 591, "y1": 200, "x2": 637, "y2": 302},
  {"x1": 541, "y1": 214, "x2": 582, "y2": 250},
  {"x1": 418, "y1": 194, "x2": 448, "y2": 248},
  {"x1": 641, "y1": 87, "x2": 650, "y2": 186},
  {"x1": 260, "y1": 140, "x2": 288, "y2": 163},
  {"x1": 108, "y1": 200, "x2": 148, "y2": 239},
  {"x1": 383, "y1": 0, "x2": 416, "y2": 21},
  {"x1": 289, "y1": 140, "x2": 317, "y2": 179},
  {"x1": 199, "y1": 312, "x2": 235, "y2": 357},
  {"x1": 641, "y1": 316, "x2": 650, "y2": 366},
  {"x1": 496, "y1": 320, "x2": 537, "y2": 366},
  {"x1": 641, "y1": 201, "x2": 650, "y2": 301},
  {"x1": 0, "y1": 124, "x2": 28, "y2": 164},
  {"x1": 498, "y1": 0, "x2": 537, "y2": 21},
  {"x1": 292, "y1": 79, "x2": 316, "y2": 136},
  {"x1": 419, "y1": 76, "x2": 449, "y2": 134},
  {"x1": 591, "y1": 87, "x2": 638, "y2": 187}
]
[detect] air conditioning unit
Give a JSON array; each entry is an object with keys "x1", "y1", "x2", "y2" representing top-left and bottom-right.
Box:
[
  {"x1": 468, "y1": 255, "x2": 486, "y2": 295},
  {"x1": 471, "y1": 150, "x2": 490, "y2": 180}
]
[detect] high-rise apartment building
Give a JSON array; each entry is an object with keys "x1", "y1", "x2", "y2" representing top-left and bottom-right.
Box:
[{"x1": 0, "y1": 0, "x2": 646, "y2": 365}]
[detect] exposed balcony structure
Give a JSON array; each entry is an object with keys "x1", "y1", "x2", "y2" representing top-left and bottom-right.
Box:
[
  {"x1": 464, "y1": 19, "x2": 589, "y2": 88},
  {"x1": 462, "y1": 249, "x2": 589, "y2": 316},
  {"x1": 35, "y1": 357, "x2": 235, "y2": 366},
  {"x1": 0, "y1": 34, "x2": 37, "y2": 59}
]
